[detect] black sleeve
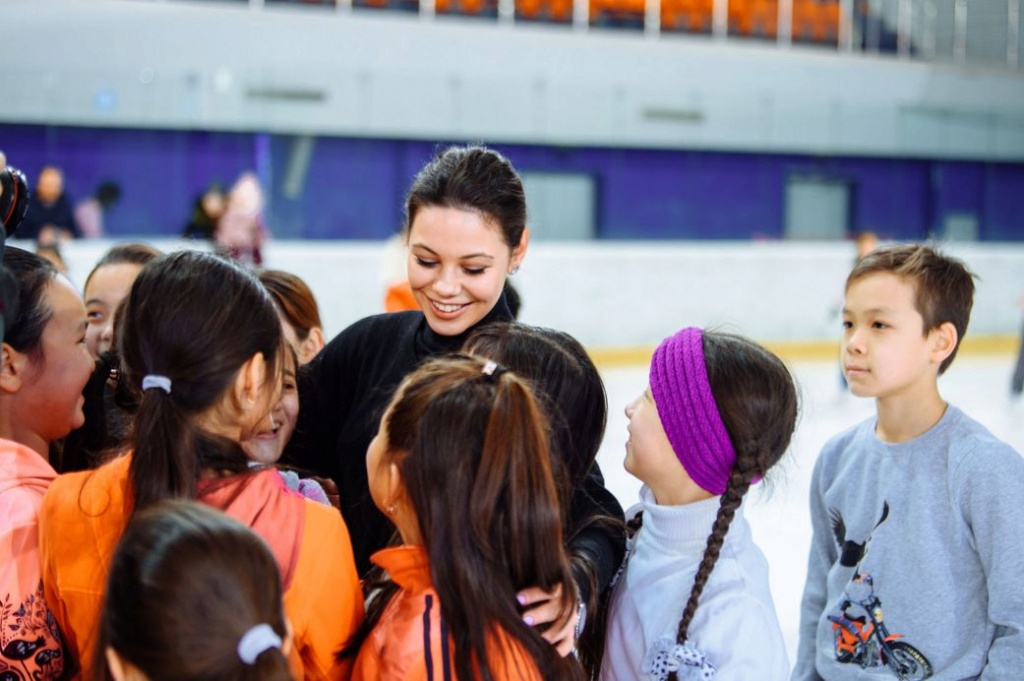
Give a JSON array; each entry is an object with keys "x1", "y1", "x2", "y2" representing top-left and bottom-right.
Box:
[{"x1": 566, "y1": 461, "x2": 626, "y2": 607}]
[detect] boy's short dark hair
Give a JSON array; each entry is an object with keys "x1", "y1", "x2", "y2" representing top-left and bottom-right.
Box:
[{"x1": 847, "y1": 244, "x2": 976, "y2": 375}]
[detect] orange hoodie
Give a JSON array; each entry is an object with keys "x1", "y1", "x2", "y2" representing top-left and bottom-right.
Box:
[
  {"x1": 352, "y1": 546, "x2": 541, "y2": 681},
  {"x1": 0, "y1": 438, "x2": 66, "y2": 680},
  {"x1": 38, "y1": 454, "x2": 363, "y2": 680}
]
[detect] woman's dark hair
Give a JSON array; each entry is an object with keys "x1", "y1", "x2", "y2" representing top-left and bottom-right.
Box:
[
  {"x1": 257, "y1": 269, "x2": 322, "y2": 342},
  {"x1": 668, "y1": 331, "x2": 797, "y2": 673},
  {"x1": 343, "y1": 355, "x2": 582, "y2": 680},
  {"x1": 83, "y1": 242, "x2": 162, "y2": 293},
  {"x1": 2, "y1": 246, "x2": 58, "y2": 362},
  {"x1": 95, "y1": 499, "x2": 290, "y2": 681},
  {"x1": 405, "y1": 145, "x2": 527, "y2": 250},
  {"x1": 117, "y1": 250, "x2": 281, "y2": 514}
]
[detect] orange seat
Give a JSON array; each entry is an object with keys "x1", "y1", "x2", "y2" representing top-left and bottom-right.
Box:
[
  {"x1": 589, "y1": 0, "x2": 644, "y2": 22},
  {"x1": 662, "y1": 0, "x2": 712, "y2": 32},
  {"x1": 792, "y1": 0, "x2": 839, "y2": 43},
  {"x1": 436, "y1": 0, "x2": 487, "y2": 14}
]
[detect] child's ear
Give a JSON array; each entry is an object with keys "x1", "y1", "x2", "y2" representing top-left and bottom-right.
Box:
[
  {"x1": 300, "y1": 328, "x2": 325, "y2": 365},
  {"x1": 386, "y1": 461, "x2": 403, "y2": 507},
  {"x1": 930, "y1": 321, "x2": 958, "y2": 365},
  {"x1": 0, "y1": 343, "x2": 27, "y2": 394},
  {"x1": 281, "y1": 617, "x2": 295, "y2": 658},
  {"x1": 233, "y1": 352, "x2": 268, "y2": 408}
]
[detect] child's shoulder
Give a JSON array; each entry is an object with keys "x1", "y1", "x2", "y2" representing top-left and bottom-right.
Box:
[{"x1": 944, "y1": 405, "x2": 1024, "y2": 479}]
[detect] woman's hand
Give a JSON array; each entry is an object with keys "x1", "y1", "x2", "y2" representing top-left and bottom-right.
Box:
[{"x1": 516, "y1": 583, "x2": 578, "y2": 657}]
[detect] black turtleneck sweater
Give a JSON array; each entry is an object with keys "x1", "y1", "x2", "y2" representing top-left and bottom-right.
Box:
[{"x1": 286, "y1": 297, "x2": 625, "y2": 606}]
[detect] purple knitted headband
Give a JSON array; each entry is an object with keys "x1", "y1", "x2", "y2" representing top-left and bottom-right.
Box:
[{"x1": 649, "y1": 327, "x2": 737, "y2": 496}]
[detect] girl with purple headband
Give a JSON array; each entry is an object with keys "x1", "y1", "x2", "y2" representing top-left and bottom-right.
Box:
[{"x1": 601, "y1": 327, "x2": 797, "y2": 681}]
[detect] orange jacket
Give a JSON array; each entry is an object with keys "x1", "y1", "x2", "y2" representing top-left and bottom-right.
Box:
[
  {"x1": 0, "y1": 438, "x2": 66, "y2": 680},
  {"x1": 352, "y1": 546, "x2": 541, "y2": 680},
  {"x1": 38, "y1": 454, "x2": 363, "y2": 680}
]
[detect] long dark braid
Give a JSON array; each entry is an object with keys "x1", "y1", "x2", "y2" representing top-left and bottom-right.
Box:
[
  {"x1": 672, "y1": 447, "x2": 770, "y2": 653},
  {"x1": 668, "y1": 332, "x2": 797, "y2": 677}
]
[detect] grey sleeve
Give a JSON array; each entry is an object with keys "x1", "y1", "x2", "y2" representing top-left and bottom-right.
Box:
[
  {"x1": 791, "y1": 452, "x2": 832, "y2": 681},
  {"x1": 957, "y1": 442, "x2": 1024, "y2": 679}
]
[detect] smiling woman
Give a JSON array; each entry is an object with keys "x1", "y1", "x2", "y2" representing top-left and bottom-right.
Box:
[
  {"x1": 285, "y1": 146, "x2": 623, "y2": 675},
  {"x1": 285, "y1": 146, "x2": 529, "y2": 575}
]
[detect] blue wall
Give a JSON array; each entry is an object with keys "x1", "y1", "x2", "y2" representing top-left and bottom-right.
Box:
[{"x1": 2, "y1": 123, "x2": 1022, "y2": 241}]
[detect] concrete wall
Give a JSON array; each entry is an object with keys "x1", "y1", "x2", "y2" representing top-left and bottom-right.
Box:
[
  {"x1": 4, "y1": 0, "x2": 1024, "y2": 160},
  {"x1": 19, "y1": 238, "x2": 1024, "y2": 349}
]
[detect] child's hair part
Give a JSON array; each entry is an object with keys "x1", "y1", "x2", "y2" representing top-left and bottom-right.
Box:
[
  {"x1": 377, "y1": 354, "x2": 579, "y2": 680},
  {"x1": 83, "y1": 242, "x2": 162, "y2": 293},
  {"x1": 846, "y1": 243, "x2": 976, "y2": 374},
  {"x1": 117, "y1": 250, "x2": 282, "y2": 513},
  {"x1": 405, "y1": 145, "x2": 527, "y2": 251},
  {"x1": 652, "y1": 329, "x2": 797, "y2": 654},
  {"x1": 257, "y1": 269, "x2": 322, "y2": 342},
  {"x1": 2, "y1": 246, "x2": 58, "y2": 362},
  {"x1": 463, "y1": 322, "x2": 606, "y2": 495},
  {"x1": 96, "y1": 499, "x2": 290, "y2": 681}
]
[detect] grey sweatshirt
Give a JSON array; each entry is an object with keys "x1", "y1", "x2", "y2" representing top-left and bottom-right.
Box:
[{"x1": 793, "y1": 405, "x2": 1024, "y2": 680}]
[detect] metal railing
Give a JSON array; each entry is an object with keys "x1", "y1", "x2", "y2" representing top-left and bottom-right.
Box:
[{"x1": 172, "y1": 0, "x2": 1022, "y2": 69}]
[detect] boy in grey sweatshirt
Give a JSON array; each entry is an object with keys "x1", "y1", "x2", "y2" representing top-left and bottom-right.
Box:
[{"x1": 793, "y1": 244, "x2": 1024, "y2": 680}]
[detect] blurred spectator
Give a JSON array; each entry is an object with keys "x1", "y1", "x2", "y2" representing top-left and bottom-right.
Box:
[
  {"x1": 20, "y1": 165, "x2": 80, "y2": 244},
  {"x1": 74, "y1": 180, "x2": 121, "y2": 238},
  {"x1": 855, "y1": 230, "x2": 879, "y2": 260},
  {"x1": 182, "y1": 182, "x2": 226, "y2": 241},
  {"x1": 215, "y1": 171, "x2": 267, "y2": 267}
]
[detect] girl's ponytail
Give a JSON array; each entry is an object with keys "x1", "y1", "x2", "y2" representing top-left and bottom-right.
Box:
[
  {"x1": 117, "y1": 251, "x2": 281, "y2": 516},
  {"x1": 130, "y1": 387, "x2": 196, "y2": 511},
  {"x1": 360, "y1": 355, "x2": 582, "y2": 681}
]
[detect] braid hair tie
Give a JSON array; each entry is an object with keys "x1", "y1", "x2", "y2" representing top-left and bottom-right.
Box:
[{"x1": 642, "y1": 636, "x2": 717, "y2": 680}]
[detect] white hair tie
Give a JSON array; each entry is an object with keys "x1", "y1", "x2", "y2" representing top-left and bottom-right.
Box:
[
  {"x1": 141, "y1": 375, "x2": 172, "y2": 394},
  {"x1": 237, "y1": 623, "x2": 282, "y2": 665}
]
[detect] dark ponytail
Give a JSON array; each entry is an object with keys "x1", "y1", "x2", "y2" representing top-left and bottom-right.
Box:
[
  {"x1": 343, "y1": 355, "x2": 583, "y2": 680},
  {"x1": 117, "y1": 250, "x2": 281, "y2": 514},
  {"x1": 669, "y1": 332, "x2": 797, "y2": 668}
]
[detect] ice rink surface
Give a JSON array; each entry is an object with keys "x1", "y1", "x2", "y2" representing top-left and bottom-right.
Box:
[{"x1": 593, "y1": 352, "x2": 1024, "y2": 666}]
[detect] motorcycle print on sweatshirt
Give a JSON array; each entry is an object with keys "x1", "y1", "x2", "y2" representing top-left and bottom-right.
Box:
[{"x1": 828, "y1": 502, "x2": 934, "y2": 681}]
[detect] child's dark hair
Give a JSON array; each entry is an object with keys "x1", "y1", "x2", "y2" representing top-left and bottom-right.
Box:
[
  {"x1": 463, "y1": 322, "x2": 620, "y2": 674},
  {"x1": 83, "y1": 242, "x2": 162, "y2": 292},
  {"x1": 847, "y1": 243, "x2": 975, "y2": 374},
  {"x1": 405, "y1": 145, "x2": 527, "y2": 251},
  {"x1": 2, "y1": 246, "x2": 58, "y2": 361},
  {"x1": 463, "y1": 322, "x2": 606, "y2": 497},
  {"x1": 2, "y1": 244, "x2": 57, "y2": 360},
  {"x1": 343, "y1": 354, "x2": 582, "y2": 680},
  {"x1": 258, "y1": 269, "x2": 322, "y2": 342},
  {"x1": 117, "y1": 250, "x2": 281, "y2": 514},
  {"x1": 671, "y1": 332, "x2": 797, "y2": 663},
  {"x1": 95, "y1": 499, "x2": 290, "y2": 681}
]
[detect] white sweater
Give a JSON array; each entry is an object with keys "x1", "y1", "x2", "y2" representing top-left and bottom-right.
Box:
[{"x1": 601, "y1": 486, "x2": 789, "y2": 681}]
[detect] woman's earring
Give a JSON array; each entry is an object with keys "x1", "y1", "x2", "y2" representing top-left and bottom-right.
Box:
[
  {"x1": 386, "y1": 504, "x2": 396, "y2": 515},
  {"x1": 509, "y1": 266, "x2": 520, "y2": 276}
]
